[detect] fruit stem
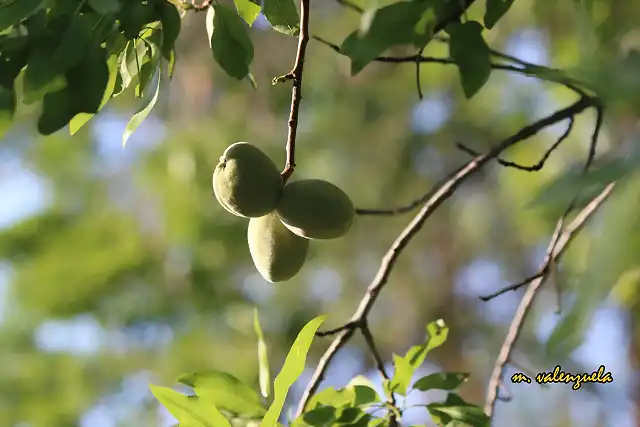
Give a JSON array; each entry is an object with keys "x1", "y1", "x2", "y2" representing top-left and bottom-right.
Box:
[{"x1": 279, "y1": 0, "x2": 310, "y2": 183}]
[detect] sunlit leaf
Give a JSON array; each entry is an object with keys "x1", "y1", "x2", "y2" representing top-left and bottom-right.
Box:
[
  {"x1": 122, "y1": 61, "x2": 161, "y2": 147},
  {"x1": 149, "y1": 384, "x2": 231, "y2": 427},
  {"x1": 234, "y1": 0, "x2": 261, "y2": 26},
  {"x1": 263, "y1": 0, "x2": 299, "y2": 36},
  {"x1": 177, "y1": 370, "x2": 266, "y2": 418},
  {"x1": 254, "y1": 308, "x2": 271, "y2": 399},
  {"x1": 260, "y1": 315, "x2": 327, "y2": 427}
]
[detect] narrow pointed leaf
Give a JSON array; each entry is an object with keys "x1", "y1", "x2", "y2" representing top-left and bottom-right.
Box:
[
  {"x1": 122, "y1": 61, "x2": 161, "y2": 147},
  {"x1": 254, "y1": 308, "x2": 271, "y2": 398},
  {"x1": 260, "y1": 315, "x2": 327, "y2": 427}
]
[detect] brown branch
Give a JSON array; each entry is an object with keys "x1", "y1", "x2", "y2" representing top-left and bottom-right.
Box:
[
  {"x1": 184, "y1": 0, "x2": 211, "y2": 11},
  {"x1": 484, "y1": 104, "x2": 607, "y2": 419},
  {"x1": 457, "y1": 117, "x2": 575, "y2": 172},
  {"x1": 271, "y1": 0, "x2": 310, "y2": 183},
  {"x1": 295, "y1": 97, "x2": 595, "y2": 417},
  {"x1": 361, "y1": 321, "x2": 398, "y2": 426},
  {"x1": 336, "y1": 0, "x2": 364, "y2": 13},
  {"x1": 483, "y1": 182, "x2": 615, "y2": 418},
  {"x1": 355, "y1": 98, "x2": 593, "y2": 216},
  {"x1": 479, "y1": 272, "x2": 546, "y2": 301}
]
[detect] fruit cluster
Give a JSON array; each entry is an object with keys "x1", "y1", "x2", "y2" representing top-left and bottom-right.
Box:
[{"x1": 212, "y1": 142, "x2": 355, "y2": 283}]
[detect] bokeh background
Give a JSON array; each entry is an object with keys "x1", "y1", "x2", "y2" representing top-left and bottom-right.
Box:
[{"x1": 1, "y1": 0, "x2": 639, "y2": 426}]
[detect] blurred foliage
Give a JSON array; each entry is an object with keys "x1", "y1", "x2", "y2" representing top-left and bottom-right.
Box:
[{"x1": 0, "y1": 0, "x2": 639, "y2": 426}]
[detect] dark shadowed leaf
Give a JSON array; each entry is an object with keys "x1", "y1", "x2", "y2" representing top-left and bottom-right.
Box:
[
  {"x1": 341, "y1": 1, "x2": 426, "y2": 75},
  {"x1": 69, "y1": 52, "x2": 119, "y2": 134},
  {"x1": 412, "y1": 372, "x2": 469, "y2": 392},
  {"x1": 66, "y1": 43, "x2": 110, "y2": 114},
  {"x1": 263, "y1": 0, "x2": 299, "y2": 36},
  {"x1": 37, "y1": 87, "x2": 74, "y2": 135},
  {"x1": 234, "y1": 0, "x2": 261, "y2": 26},
  {"x1": 160, "y1": 1, "x2": 181, "y2": 58},
  {"x1": 208, "y1": 4, "x2": 254, "y2": 79},
  {"x1": 447, "y1": 21, "x2": 491, "y2": 98},
  {"x1": 88, "y1": 0, "x2": 121, "y2": 15},
  {"x1": 0, "y1": 85, "x2": 15, "y2": 137},
  {"x1": 484, "y1": 0, "x2": 515, "y2": 29},
  {"x1": 0, "y1": 0, "x2": 44, "y2": 32},
  {"x1": 177, "y1": 370, "x2": 266, "y2": 418},
  {"x1": 27, "y1": 12, "x2": 101, "y2": 94}
]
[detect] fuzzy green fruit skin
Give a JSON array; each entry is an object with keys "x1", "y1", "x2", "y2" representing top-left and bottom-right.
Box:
[
  {"x1": 213, "y1": 142, "x2": 283, "y2": 218},
  {"x1": 248, "y1": 213, "x2": 309, "y2": 282},
  {"x1": 276, "y1": 179, "x2": 355, "y2": 240}
]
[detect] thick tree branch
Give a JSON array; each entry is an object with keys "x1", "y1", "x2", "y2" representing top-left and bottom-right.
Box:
[
  {"x1": 484, "y1": 105, "x2": 607, "y2": 418},
  {"x1": 311, "y1": 36, "x2": 588, "y2": 99},
  {"x1": 483, "y1": 181, "x2": 615, "y2": 417},
  {"x1": 297, "y1": 97, "x2": 595, "y2": 417},
  {"x1": 355, "y1": 98, "x2": 593, "y2": 216},
  {"x1": 272, "y1": 0, "x2": 310, "y2": 183}
]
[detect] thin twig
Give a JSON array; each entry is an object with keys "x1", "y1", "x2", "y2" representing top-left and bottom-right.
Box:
[
  {"x1": 311, "y1": 36, "x2": 589, "y2": 99},
  {"x1": 416, "y1": 47, "x2": 425, "y2": 100},
  {"x1": 336, "y1": 0, "x2": 364, "y2": 13},
  {"x1": 272, "y1": 0, "x2": 311, "y2": 183},
  {"x1": 479, "y1": 272, "x2": 546, "y2": 301},
  {"x1": 355, "y1": 98, "x2": 593, "y2": 216},
  {"x1": 484, "y1": 105, "x2": 607, "y2": 419},
  {"x1": 483, "y1": 182, "x2": 615, "y2": 418},
  {"x1": 295, "y1": 97, "x2": 595, "y2": 417},
  {"x1": 457, "y1": 117, "x2": 575, "y2": 172},
  {"x1": 361, "y1": 321, "x2": 399, "y2": 426}
]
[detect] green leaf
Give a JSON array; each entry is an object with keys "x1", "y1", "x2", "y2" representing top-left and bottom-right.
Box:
[
  {"x1": 177, "y1": 370, "x2": 267, "y2": 418},
  {"x1": 0, "y1": 0, "x2": 44, "y2": 32},
  {"x1": 263, "y1": 0, "x2": 299, "y2": 36},
  {"x1": 136, "y1": 38, "x2": 161, "y2": 97},
  {"x1": 301, "y1": 405, "x2": 336, "y2": 427},
  {"x1": 306, "y1": 387, "x2": 354, "y2": 411},
  {"x1": 88, "y1": 0, "x2": 121, "y2": 15},
  {"x1": 260, "y1": 315, "x2": 327, "y2": 427},
  {"x1": 149, "y1": 384, "x2": 232, "y2": 427},
  {"x1": 427, "y1": 404, "x2": 490, "y2": 427},
  {"x1": 346, "y1": 376, "x2": 380, "y2": 406},
  {"x1": 122, "y1": 62, "x2": 161, "y2": 147},
  {"x1": 69, "y1": 51, "x2": 120, "y2": 135},
  {"x1": 484, "y1": 0, "x2": 515, "y2": 29},
  {"x1": 389, "y1": 319, "x2": 449, "y2": 395},
  {"x1": 234, "y1": 0, "x2": 261, "y2": 26},
  {"x1": 208, "y1": 4, "x2": 254, "y2": 79},
  {"x1": 546, "y1": 175, "x2": 640, "y2": 358},
  {"x1": 160, "y1": 1, "x2": 182, "y2": 58},
  {"x1": 254, "y1": 308, "x2": 271, "y2": 399},
  {"x1": 119, "y1": 39, "x2": 150, "y2": 92},
  {"x1": 447, "y1": 21, "x2": 491, "y2": 98},
  {"x1": 52, "y1": 13, "x2": 103, "y2": 72},
  {"x1": 0, "y1": 85, "x2": 16, "y2": 138},
  {"x1": 66, "y1": 43, "x2": 110, "y2": 114},
  {"x1": 412, "y1": 372, "x2": 469, "y2": 392},
  {"x1": 37, "y1": 87, "x2": 74, "y2": 135},
  {"x1": 389, "y1": 353, "x2": 413, "y2": 395},
  {"x1": 336, "y1": 407, "x2": 370, "y2": 426},
  {"x1": 341, "y1": 1, "x2": 426, "y2": 75},
  {"x1": 22, "y1": 44, "x2": 67, "y2": 105}
]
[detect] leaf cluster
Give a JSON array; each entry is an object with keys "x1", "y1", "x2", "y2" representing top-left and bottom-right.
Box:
[{"x1": 151, "y1": 315, "x2": 489, "y2": 427}]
